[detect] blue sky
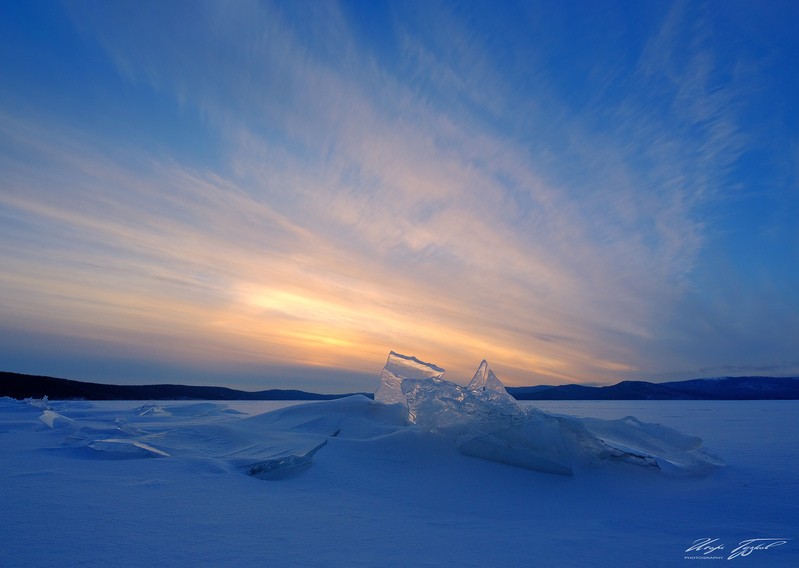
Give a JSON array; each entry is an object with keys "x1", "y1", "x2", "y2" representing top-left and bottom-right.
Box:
[{"x1": 1, "y1": 1, "x2": 797, "y2": 392}]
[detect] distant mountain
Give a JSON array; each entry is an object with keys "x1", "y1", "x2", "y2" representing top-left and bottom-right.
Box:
[
  {"x1": 3, "y1": 371, "x2": 798, "y2": 402},
  {"x1": 0, "y1": 372, "x2": 372, "y2": 401},
  {"x1": 508, "y1": 376, "x2": 799, "y2": 400}
]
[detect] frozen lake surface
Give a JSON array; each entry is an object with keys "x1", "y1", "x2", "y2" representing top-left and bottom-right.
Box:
[{"x1": 1, "y1": 398, "x2": 796, "y2": 567}]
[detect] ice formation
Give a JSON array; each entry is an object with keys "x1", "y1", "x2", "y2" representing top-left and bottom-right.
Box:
[
  {"x1": 378, "y1": 352, "x2": 723, "y2": 476},
  {"x1": 374, "y1": 351, "x2": 445, "y2": 405},
  {"x1": 12, "y1": 352, "x2": 721, "y2": 484}
]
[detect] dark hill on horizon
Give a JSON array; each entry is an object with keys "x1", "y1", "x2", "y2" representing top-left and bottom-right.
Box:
[
  {"x1": 0, "y1": 371, "x2": 371, "y2": 401},
  {"x1": 2, "y1": 371, "x2": 798, "y2": 401},
  {"x1": 507, "y1": 376, "x2": 799, "y2": 400}
]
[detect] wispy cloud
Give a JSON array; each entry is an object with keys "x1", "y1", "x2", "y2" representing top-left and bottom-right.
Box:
[{"x1": 2, "y1": 1, "x2": 796, "y2": 388}]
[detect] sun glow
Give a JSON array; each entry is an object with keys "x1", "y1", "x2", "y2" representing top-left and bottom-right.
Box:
[
  {"x1": 242, "y1": 287, "x2": 357, "y2": 324},
  {"x1": 229, "y1": 283, "x2": 592, "y2": 386}
]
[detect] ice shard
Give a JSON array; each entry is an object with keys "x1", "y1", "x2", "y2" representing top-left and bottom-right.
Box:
[
  {"x1": 467, "y1": 359, "x2": 515, "y2": 402},
  {"x1": 374, "y1": 351, "x2": 445, "y2": 405}
]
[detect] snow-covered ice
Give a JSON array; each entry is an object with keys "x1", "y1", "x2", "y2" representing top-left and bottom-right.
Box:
[{"x1": 1, "y1": 354, "x2": 797, "y2": 566}]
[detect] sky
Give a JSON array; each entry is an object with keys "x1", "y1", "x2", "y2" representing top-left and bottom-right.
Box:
[{"x1": 1, "y1": 0, "x2": 797, "y2": 392}]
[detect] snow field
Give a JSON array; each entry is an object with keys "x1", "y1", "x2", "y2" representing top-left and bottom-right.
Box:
[{"x1": 1, "y1": 396, "x2": 796, "y2": 567}]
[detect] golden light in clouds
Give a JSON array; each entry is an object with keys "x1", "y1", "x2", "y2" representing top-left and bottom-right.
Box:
[
  {"x1": 240, "y1": 286, "x2": 362, "y2": 328},
  {"x1": 0, "y1": 127, "x2": 641, "y2": 389},
  {"x1": 227, "y1": 282, "x2": 602, "y2": 385}
]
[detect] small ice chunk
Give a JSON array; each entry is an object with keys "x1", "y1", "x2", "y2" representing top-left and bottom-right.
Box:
[
  {"x1": 578, "y1": 416, "x2": 724, "y2": 474},
  {"x1": 27, "y1": 396, "x2": 50, "y2": 409},
  {"x1": 39, "y1": 410, "x2": 73, "y2": 429},
  {"x1": 245, "y1": 441, "x2": 327, "y2": 480},
  {"x1": 134, "y1": 404, "x2": 169, "y2": 417},
  {"x1": 374, "y1": 351, "x2": 445, "y2": 405},
  {"x1": 88, "y1": 439, "x2": 170, "y2": 458}
]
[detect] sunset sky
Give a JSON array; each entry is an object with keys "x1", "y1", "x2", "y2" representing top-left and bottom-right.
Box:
[{"x1": 1, "y1": 1, "x2": 797, "y2": 392}]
